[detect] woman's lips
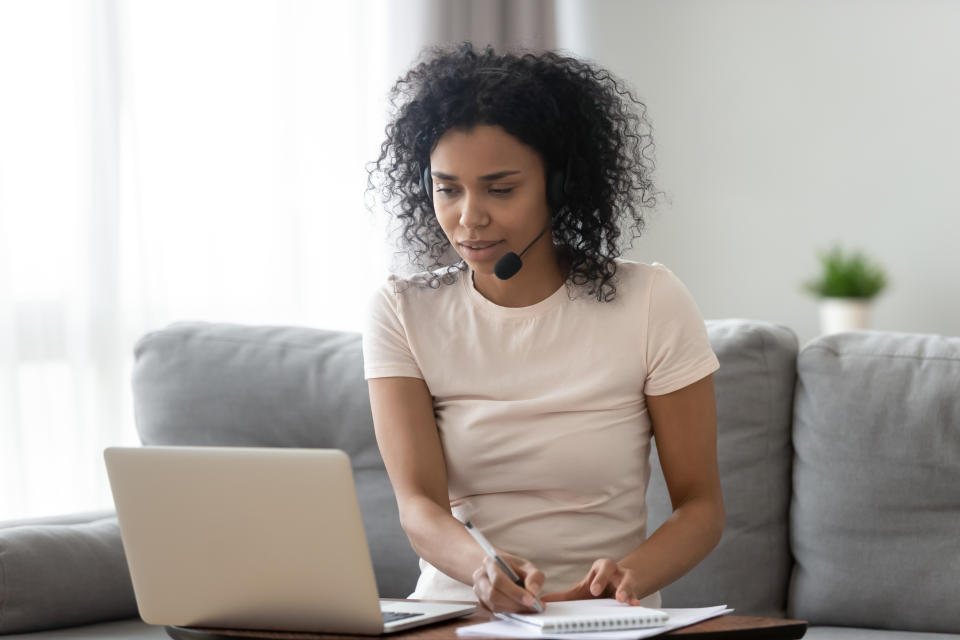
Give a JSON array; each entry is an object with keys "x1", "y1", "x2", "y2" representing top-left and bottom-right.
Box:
[{"x1": 458, "y1": 240, "x2": 503, "y2": 261}]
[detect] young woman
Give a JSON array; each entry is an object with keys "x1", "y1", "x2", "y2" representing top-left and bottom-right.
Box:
[{"x1": 363, "y1": 43, "x2": 724, "y2": 614}]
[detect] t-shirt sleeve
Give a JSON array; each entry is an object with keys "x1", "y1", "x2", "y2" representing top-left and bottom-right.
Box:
[
  {"x1": 361, "y1": 279, "x2": 424, "y2": 380},
  {"x1": 643, "y1": 264, "x2": 720, "y2": 396}
]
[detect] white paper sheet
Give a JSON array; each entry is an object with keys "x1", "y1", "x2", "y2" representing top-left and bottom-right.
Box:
[{"x1": 456, "y1": 605, "x2": 733, "y2": 639}]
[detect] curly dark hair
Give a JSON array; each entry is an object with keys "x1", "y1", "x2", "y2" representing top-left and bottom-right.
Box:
[{"x1": 366, "y1": 42, "x2": 662, "y2": 302}]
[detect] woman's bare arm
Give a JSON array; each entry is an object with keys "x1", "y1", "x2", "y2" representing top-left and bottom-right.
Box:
[
  {"x1": 368, "y1": 376, "x2": 485, "y2": 584},
  {"x1": 620, "y1": 373, "x2": 725, "y2": 593},
  {"x1": 369, "y1": 375, "x2": 544, "y2": 613}
]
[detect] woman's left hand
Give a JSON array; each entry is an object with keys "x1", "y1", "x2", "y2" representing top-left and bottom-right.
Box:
[{"x1": 540, "y1": 558, "x2": 645, "y2": 606}]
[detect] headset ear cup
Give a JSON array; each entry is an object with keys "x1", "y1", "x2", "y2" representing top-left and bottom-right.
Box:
[
  {"x1": 421, "y1": 165, "x2": 433, "y2": 203},
  {"x1": 562, "y1": 157, "x2": 574, "y2": 200},
  {"x1": 547, "y1": 169, "x2": 564, "y2": 212}
]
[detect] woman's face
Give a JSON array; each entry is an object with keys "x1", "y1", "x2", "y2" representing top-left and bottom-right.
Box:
[{"x1": 428, "y1": 124, "x2": 551, "y2": 277}]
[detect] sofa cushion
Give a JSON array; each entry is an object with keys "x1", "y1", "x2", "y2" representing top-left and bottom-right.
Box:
[
  {"x1": 131, "y1": 322, "x2": 420, "y2": 597},
  {"x1": 0, "y1": 515, "x2": 138, "y2": 634},
  {"x1": 647, "y1": 319, "x2": 798, "y2": 617},
  {"x1": 789, "y1": 330, "x2": 960, "y2": 633}
]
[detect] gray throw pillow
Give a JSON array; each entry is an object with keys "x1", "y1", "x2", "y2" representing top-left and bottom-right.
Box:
[
  {"x1": 789, "y1": 330, "x2": 960, "y2": 633},
  {"x1": 0, "y1": 516, "x2": 138, "y2": 634}
]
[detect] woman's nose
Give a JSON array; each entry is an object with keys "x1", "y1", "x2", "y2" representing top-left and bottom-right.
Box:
[{"x1": 458, "y1": 191, "x2": 490, "y2": 228}]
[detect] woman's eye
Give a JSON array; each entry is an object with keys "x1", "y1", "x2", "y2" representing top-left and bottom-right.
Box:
[{"x1": 433, "y1": 186, "x2": 512, "y2": 197}]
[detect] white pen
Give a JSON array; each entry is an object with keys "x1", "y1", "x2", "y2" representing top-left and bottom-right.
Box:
[{"x1": 465, "y1": 521, "x2": 545, "y2": 613}]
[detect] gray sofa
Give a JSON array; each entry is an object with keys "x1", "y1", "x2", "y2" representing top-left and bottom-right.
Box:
[{"x1": 1, "y1": 319, "x2": 958, "y2": 639}]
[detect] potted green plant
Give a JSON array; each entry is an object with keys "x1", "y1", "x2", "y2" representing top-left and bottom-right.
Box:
[{"x1": 803, "y1": 244, "x2": 889, "y2": 334}]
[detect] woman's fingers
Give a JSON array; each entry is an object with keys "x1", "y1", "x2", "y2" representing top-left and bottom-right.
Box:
[
  {"x1": 472, "y1": 568, "x2": 489, "y2": 608},
  {"x1": 517, "y1": 560, "x2": 545, "y2": 596},
  {"x1": 482, "y1": 555, "x2": 538, "y2": 611},
  {"x1": 613, "y1": 568, "x2": 641, "y2": 604},
  {"x1": 473, "y1": 566, "x2": 525, "y2": 612},
  {"x1": 590, "y1": 559, "x2": 619, "y2": 597},
  {"x1": 476, "y1": 555, "x2": 644, "y2": 610}
]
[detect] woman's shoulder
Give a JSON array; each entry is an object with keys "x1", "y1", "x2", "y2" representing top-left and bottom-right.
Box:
[
  {"x1": 612, "y1": 257, "x2": 673, "y2": 288},
  {"x1": 606, "y1": 259, "x2": 697, "y2": 312}
]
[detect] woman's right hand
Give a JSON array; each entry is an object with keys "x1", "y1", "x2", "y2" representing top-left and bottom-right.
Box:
[{"x1": 471, "y1": 551, "x2": 545, "y2": 613}]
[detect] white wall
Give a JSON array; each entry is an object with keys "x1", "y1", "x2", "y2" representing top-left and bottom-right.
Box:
[{"x1": 557, "y1": 0, "x2": 960, "y2": 347}]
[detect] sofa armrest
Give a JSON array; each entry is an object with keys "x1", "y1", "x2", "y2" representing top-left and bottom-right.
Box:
[
  {"x1": 0, "y1": 510, "x2": 117, "y2": 531},
  {"x1": 0, "y1": 511, "x2": 138, "y2": 635}
]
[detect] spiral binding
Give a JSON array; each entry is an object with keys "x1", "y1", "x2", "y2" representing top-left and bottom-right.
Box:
[{"x1": 543, "y1": 612, "x2": 667, "y2": 633}]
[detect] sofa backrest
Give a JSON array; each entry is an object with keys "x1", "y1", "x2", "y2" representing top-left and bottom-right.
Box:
[
  {"x1": 131, "y1": 321, "x2": 420, "y2": 598},
  {"x1": 647, "y1": 319, "x2": 798, "y2": 617},
  {"x1": 133, "y1": 319, "x2": 803, "y2": 612},
  {"x1": 789, "y1": 330, "x2": 960, "y2": 634}
]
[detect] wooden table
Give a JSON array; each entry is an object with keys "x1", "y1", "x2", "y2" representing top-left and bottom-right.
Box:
[{"x1": 166, "y1": 609, "x2": 807, "y2": 640}]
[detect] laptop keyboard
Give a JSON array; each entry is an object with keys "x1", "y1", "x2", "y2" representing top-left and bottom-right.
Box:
[{"x1": 382, "y1": 610, "x2": 424, "y2": 623}]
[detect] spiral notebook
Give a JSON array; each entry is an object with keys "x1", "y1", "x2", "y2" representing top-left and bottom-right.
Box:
[
  {"x1": 496, "y1": 599, "x2": 669, "y2": 633},
  {"x1": 460, "y1": 604, "x2": 732, "y2": 639}
]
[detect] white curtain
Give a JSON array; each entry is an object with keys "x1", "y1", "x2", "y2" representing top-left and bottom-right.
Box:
[
  {"x1": 0, "y1": 0, "x2": 556, "y2": 521},
  {"x1": 0, "y1": 0, "x2": 400, "y2": 521}
]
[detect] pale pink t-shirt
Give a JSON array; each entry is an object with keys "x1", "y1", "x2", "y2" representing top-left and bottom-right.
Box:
[{"x1": 361, "y1": 259, "x2": 719, "y2": 608}]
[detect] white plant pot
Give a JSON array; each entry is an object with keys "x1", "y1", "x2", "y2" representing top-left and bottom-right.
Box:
[{"x1": 819, "y1": 297, "x2": 872, "y2": 335}]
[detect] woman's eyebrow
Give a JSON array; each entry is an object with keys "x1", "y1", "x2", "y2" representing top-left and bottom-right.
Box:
[{"x1": 431, "y1": 170, "x2": 522, "y2": 181}]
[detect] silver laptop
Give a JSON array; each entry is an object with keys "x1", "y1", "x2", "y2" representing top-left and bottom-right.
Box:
[{"x1": 103, "y1": 446, "x2": 476, "y2": 634}]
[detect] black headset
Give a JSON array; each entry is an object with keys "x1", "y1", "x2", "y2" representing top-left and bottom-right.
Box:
[{"x1": 420, "y1": 158, "x2": 573, "y2": 213}]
